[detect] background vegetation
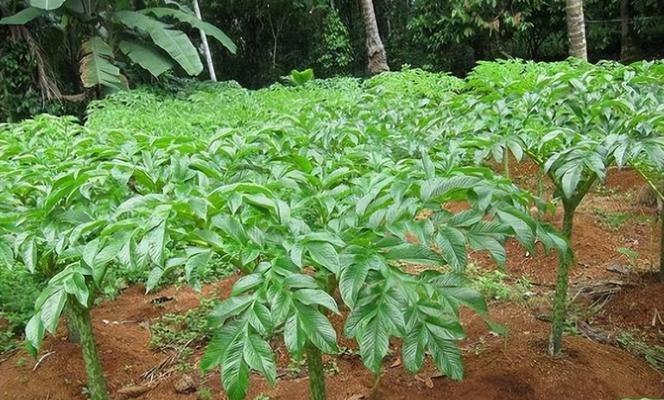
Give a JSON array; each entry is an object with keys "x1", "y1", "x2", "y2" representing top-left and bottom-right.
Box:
[{"x1": 2, "y1": 0, "x2": 664, "y2": 120}]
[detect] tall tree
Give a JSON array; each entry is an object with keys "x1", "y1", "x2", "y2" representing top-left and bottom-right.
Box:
[
  {"x1": 193, "y1": 0, "x2": 217, "y2": 81},
  {"x1": 565, "y1": 0, "x2": 588, "y2": 60},
  {"x1": 359, "y1": 0, "x2": 389, "y2": 74},
  {"x1": 620, "y1": 0, "x2": 641, "y2": 62}
]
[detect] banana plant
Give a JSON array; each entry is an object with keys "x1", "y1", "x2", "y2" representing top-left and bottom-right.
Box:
[{"x1": 0, "y1": 0, "x2": 237, "y2": 91}]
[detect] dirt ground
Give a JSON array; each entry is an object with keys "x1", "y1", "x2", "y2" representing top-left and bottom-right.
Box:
[{"x1": 1, "y1": 164, "x2": 663, "y2": 400}]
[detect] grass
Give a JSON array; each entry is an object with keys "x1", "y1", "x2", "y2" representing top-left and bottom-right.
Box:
[
  {"x1": 617, "y1": 331, "x2": 664, "y2": 374},
  {"x1": 592, "y1": 209, "x2": 652, "y2": 231},
  {"x1": 149, "y1": 298, "x2": 217, "y2": 351}
]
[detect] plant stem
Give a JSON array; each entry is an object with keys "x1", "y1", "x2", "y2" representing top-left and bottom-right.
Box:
[
  {"x1": 660, "y1": 211, "x2": 663, "y2": 280},
  {"x1": 305, "y1": 343, "x2": 326, "y2": 400},
  {"x1": 68, "y1": 299, "x2": 109, "y2": 400},
  {"x1": 65, "y1": 307, "x2": 80, "y2": 343},
  {"x1": 549, "y1": 201, "x2": 576, "y2": 356},
  {"x1": 369, "y1": 371, "x2": 382, "y2": 400},
  {"x1": 536, "y1": 168, "x2": 544, "y2": 198},
  {"x1": 503, "y1": 154, "x2": 510, "y2": 180}
]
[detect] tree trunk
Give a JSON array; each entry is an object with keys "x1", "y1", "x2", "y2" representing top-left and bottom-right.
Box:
[
  {"x1": 565, "y1": 0, "x2": 588, "y2": 60},
  {"x1": 659, "y1": 208, "x2": 663, "y2": 280},
  {"x1": 549, "y1": 202, "x2": 576, "y2": 356},
  {"x1": 193, "y1": 0, "x2": 216, "y2": 81},
  {"x1": 305, "y1": 343, "x2": 326, "y2": 400},
  {"x1": 359, "y1": 0, "x2": 389, "y2": 74},
  {"x1": 620, "y1": 0, "x2": 641, "y2": 62},
  {"x1": 68, "y1": 300, "x2": 109, "y2": 400}
]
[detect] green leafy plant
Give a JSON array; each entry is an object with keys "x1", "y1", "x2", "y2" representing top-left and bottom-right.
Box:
[{"x1": 286, "y1": 68, "x2": 315, "y2": 86}]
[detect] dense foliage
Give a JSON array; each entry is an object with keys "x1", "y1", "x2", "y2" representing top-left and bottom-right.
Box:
[{"x1": 1, "y1": 59, "x2": 663, "y2": 399}]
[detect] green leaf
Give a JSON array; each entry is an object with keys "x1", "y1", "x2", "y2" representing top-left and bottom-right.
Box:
[
  {"x1": 63, "y1": 272, "x2": 89, "y2": 307},
  {"x1": 141, "y1": 7, "x2": 237, "y2": 53},
  {"x1": 146, "y1": 266, "x2": 164, "y2": 292},
  {"x1": 40, "y1": 290, "x2": 67, "y2": 334},
  {"x1": 80, "y1": 36, "x2": 125, "y2": 90},
  {"x1": 0, "y1": 7, "x2": 45, "y2": 24},
  {"x1": 243, "y1": 334, "x2": 277, "y2": 385},
  {"x1": 384, "y1": 243, "x2": 444, "y2": 265},
  {"x1": 118, "y1": 40, "x2": 173, "y2": 77},
  {"x1": 221, "y1": 333, "x2": 250, "y2": 400},
  {"x1": 144, "y1": 218, "x2": 168, "y2": 267},
  {"x1": 306, "y1": 242, "x2": 340, "y2": 274},
  {"x1": 402, "y1": 328, "x2": 425, "y2": 373},
  {"x1": 23, "y1": 237, "x2": 37, "y2": 273},
  {"x1": 357, "y1": 315, "x2": 390, "y2": 373},
  {"x1": 339, "y1": 260, "x2": 370, "y2": 307},
  {"x1": 231, "y1": 274, "x2": 264, "y2": 296},
  {"x1": 295, "y1": 304, "x2": 338, "y2": 354},
  {"x1": 201, "y1": 319, "x2": 245, "y2": 372},
  {"x1": 284, "y1": 314, "x2": 306, "y2": 359},
  {"x1": 185, "y1": 250, "x2": 212, "y2": 284},
  {"x1": 114, "y1": 10, "x2": 203, "y2": 75},
  {"x1": 210, "y1": 295, "x2": 254, "y2": 325},
  {"x1": 29, "y1": 0, "x2": 65, "y2": 10},
  {"x1": 0, "y1": 238, "x2": 13, "y2": 266},
  {"x1": 496, "y1": 209, "x2": 535, "y2": 251},
  {"x1": 434, "y1": 226, "x2": 467, "y2": 271},
  {"x1": 293, "y1": 289, "x2": 339, "y2": 314},
  {"x1": 25, "y1": 314, "x2": 45, "y2": 350},
  {"x1": 427, "y1": 332, "x2": 464, "y2": 380}
]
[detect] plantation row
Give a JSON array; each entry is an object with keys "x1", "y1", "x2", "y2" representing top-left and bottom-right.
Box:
[{"x1": 1, "y1": 59, "x2": 663, "y2": 400}]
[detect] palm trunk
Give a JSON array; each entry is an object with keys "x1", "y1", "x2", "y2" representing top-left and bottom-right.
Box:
[
  {"x1": 565, "y1": 0, "x2": 588, "y2": 60},
  {"x1": 659, "y1": 208, "x2": 663, "y2": 280},
  {"x1": 359, "y1": 0, "x2": 389, "y2": 74},
  {"x1": 305, "y1": 343, "x2": 326, "y2": 400},
  {"x1": 549, "y1": 201, "x2": 576, "y2": 356},
  {"x1": 620, "y1": 0, "x2": 640, "y2": 62},
  {"x1": 193, "y1": 0, "x2": 216, "y2": 81},
  {"x1": 68, "y1": 300, "x2": 108, "y2": 400}
]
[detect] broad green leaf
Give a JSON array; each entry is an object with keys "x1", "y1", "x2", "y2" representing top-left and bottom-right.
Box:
[
  {"x1": 293, "y1": 289, "x2": 339, "y2": 314},
  {"x1": 402, "y1": 328, "x2": 425, "y2": 373},
  {"x1": 25, "y1": 314, "x2": 45, "y2": 350},
  {"x1": 63, "y1": 272, "x2": 89, "y2": 307},
  {"x1": 339, "y1": 259, "x2": 370, "y2": 307},
  {"x1": 23, "y1": 238, "x2": 37, "y2": 273},
  {"x1": 80, "y1": 36, "x2": 125, "y2": 90},
  {"x1": 221, "y1": 334, "x2": 250, "y2": 400},
  {"x1": 243, "y1": 334, "x2": 277, "y2": 384},
  {"x1": 306, "y1": 242, "x2": 340, "y2": 274},
  {"x1": 141, "y1": 7, "x2": 237, "y2": 53},
  {"x1": 0, "y1": 7, "x2": 45, "y2": 24},
  {"x1": 427, "y1": 332, "x2": 464, "y2": 380},
  {"x1": 295, "y1": 304, "x2": 338, "y2": 354},
  {"x1": 29, "y1": 0, "x2": 65, "y2": 10},
  {"x1": 40, "y1": 289, "x2": 67, "y2": 334},
  {"x1": 114, "y1": 10, "x2": 203, "y2": 75},
  {"x1": 357, "y1": 315, "x2": 390, "y2": 373},
  {"x1": 434, "y1": 226, "x2": 467, "y2": 271},
  {"x1": 146, "y1": 266, "x2": 164, "y2": 292},
  {"x1": 118, "y1": 40, "x2": 173, "y2": 77}
]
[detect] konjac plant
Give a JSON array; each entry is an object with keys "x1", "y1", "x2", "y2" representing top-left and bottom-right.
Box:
[
  {"x1": 1, "y1": 59, "x2": 662, "y2": 399},
  {"x1": 457, "y1": 59, "x2": 664, "y2": 354}
]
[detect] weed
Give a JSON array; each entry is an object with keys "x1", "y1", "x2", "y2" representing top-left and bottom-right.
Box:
[
  {"x1": 617, "y1": 331, "x2": 664, "y2": 374},
  {"x1": 150, "y1": 299, "x2": 217, "y2": 351},
  {"x1": 616, "y1": 247, "x2": 640, "y2": 269}
]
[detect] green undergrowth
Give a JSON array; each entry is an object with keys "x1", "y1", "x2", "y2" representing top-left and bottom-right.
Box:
[
  {"x1": 617, "y1": 331, "x2": 664, "y2": 374},
  {"x1": 150, "y1": 298, "x2": 217, "y2": 351}
]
